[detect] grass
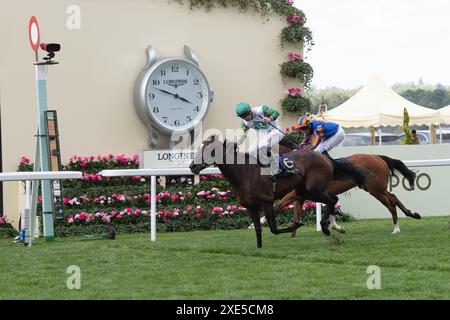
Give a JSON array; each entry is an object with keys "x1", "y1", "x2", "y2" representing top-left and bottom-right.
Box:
[{"x1": 0, "y1": 217, "x2": 449, "y2": 300}]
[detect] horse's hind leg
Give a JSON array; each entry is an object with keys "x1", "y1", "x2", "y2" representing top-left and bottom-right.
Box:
[
  {"x1": 371, "y1": 192, "x2": 400, "y2": 233},
  {"x1": 291, "y1": 199, "x2": 305, "y2": 238},
  {"x1": 330, "y1": 214, "x2": 346, "y2": 233},
  {"x1": 304, "y1": 192, "x2": 338, "y2": 236},
  {"x1": 386, "y1": 191, "x2": 421, "y2": 219},
  {"x1": 249, "y1": 209, "x2": 263, "y2": 248}
]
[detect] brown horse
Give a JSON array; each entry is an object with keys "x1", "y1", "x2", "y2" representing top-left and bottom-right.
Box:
[
  {"x1": 275, "y1": 149, "x2": 422, "y2": 236},
  {"x1": 189, "y1": 135, "x2": 368, "y2": 248}
]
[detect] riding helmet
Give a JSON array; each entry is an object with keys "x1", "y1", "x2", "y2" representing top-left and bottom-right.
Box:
[
  {"x1": 236, "y1": 102, "x2": 251, "y2": 117},
  {"x1": 296, "y1": 115, "x2": 312, "y2": 129}
]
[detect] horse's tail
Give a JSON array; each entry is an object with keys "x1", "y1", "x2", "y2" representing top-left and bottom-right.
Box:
[
  {"x1": 378, "y1": 155, "x2": 416, "y2": 189},
  {"x1": 323, "y1": 152, "x2": 367, "y2": 188}
]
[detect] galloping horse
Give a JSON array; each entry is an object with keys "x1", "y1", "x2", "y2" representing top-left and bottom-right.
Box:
[
  {"x1": 189, "y1": 135, "x2": 367, "y2": 248},
  {"x1": 276, "y1": 142, "x2": 422, "y2": 235}
]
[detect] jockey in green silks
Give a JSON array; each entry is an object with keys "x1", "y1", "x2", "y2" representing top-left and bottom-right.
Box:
[{"x1": 236, "y1": 102, "x2": 284, "y2": 176}]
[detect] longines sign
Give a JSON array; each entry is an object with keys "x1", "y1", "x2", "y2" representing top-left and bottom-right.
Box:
[{"x1": 140, "y1": 149, "x2": 197, "y2": 168}]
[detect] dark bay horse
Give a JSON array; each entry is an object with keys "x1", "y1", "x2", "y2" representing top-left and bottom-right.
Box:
[
  {"x1": 275, "y1": 150, "x2": 422, "y2": 235},
  {"x1": 189, "y1": 135, "x2": 368, "y2": 248}
]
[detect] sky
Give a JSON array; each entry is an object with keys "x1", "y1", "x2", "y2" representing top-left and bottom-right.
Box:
[{"x1": 294, "y1": 0, "x2": 450, "y2": 89}]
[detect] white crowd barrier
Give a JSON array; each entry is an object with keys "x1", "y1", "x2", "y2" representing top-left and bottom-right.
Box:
[{"x1": 0, "y1": 171, "x2": 83, "y2": 246}]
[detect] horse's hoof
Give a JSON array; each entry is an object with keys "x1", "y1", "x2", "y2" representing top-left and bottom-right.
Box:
[
  {"x1": 392, "y1": 229, "x2": 401, "y2": 234},
  {"x1": 321, "y1": 222, "x2": 331, "y2": 236},
  {"x1": 248, "y1": 224, "x2": 255, "y2": 229},
  {"x1": 294, "y1": 221, "x2": 305, "y2": 228},
  {"x1": 413, "y1": 212, "x2": 421, "y2": 219}
]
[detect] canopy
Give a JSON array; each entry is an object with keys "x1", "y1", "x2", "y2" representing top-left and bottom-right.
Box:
[
  {"x1": 439, "y1": 105, "x2": 450, "y2": 124},
  {"x1": 326, "y1": 75, "x2": 441, "y2": 128}
]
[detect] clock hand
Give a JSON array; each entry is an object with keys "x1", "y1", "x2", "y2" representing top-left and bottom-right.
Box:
[
  {"x1": 154, "y1": 87, "x2": 176, "y2": 97},
  {"x1": 154, "y1": 87, "x2": 193, "y2": 104},
  {"x1": 177, "y1": 95, "x2": 193, "y2": 104}
]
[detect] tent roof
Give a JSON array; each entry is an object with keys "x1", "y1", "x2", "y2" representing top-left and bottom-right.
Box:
[
  {"x1": 439, "y1": 105, "x2": 450, "y2": 124},
  {"x1": 325, "y1": 75, "x2": 440, "y2": 128}
]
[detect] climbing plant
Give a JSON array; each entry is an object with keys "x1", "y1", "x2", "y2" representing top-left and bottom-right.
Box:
[{"x1": 173, "y1": 0, "x2": 314, "y2": 116}]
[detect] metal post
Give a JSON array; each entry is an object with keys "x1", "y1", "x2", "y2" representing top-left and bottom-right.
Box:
[
  {"x1": 316, "y1": 203, "x2": 322, "y2": 232},
  {"x1": 150, "y1": 175, "x2": 156, "y2": 241},
  {"x1": 439, "y1": 124, "x2": 443, "y2": 144},
  {"x1": 35, "y1": 64, "x2": 54, "y2": 239},
  {"x1": 378, "y1": 127, "x2": 382, "y2": 146}
]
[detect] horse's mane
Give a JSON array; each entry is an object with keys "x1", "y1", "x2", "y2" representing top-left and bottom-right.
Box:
[{"x1": 221, "y1": 139, "x2": 265, "y2": 167}]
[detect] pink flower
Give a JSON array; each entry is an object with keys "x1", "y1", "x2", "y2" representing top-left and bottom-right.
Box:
[
  {"x1": 195, "y1": 213, "x2": 202, "y2": 218},
  {"x1": 79, "y1": 212, "x2": 87, "y2": 220},
  {"x1": 288, "y1": 52, "x2": 302, "y2": 61},
  {"x1": 285, "y1": 0, "x2": 294, "y2": 5},
  {"x1": 79, "y1": 161, "x2": 86, "y2": 167},
  {"x1": 285, "y1": 87, "x2": 302, "y2": 97},
  {"x1": 286, "y1": 15, "x2": 304, "y2": 25},
  {"x1": 20, "y1": 156, "x2": 31, "y2": 165},
  {"x1": 67, "y1": 217, "x2": 74, "y2": 224}
]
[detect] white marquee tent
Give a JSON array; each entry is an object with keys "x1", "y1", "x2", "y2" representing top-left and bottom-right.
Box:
[
  {"x1": 326, "y1": 75, "x2": 441, "y2": 128},
  {"x1": 439, "y1": 105, "x2": 450, "y2": 124}
]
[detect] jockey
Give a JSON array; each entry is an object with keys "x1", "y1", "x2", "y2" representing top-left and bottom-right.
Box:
[
  {"x1": 295, "y1": 115, "x2": 345, "y2": 154},
  {"x1": 236, "y1": 102, "x2": 284, "y2": 175}
]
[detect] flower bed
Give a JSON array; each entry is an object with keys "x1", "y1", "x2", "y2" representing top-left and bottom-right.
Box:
[{"x1": 0, "y1": 215, "x2": 18, "y2": 238}]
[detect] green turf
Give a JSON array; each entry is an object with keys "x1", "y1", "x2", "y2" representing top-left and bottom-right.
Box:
[{"x1": 0, "y1": 217, "x2": 449, "y2": 299}]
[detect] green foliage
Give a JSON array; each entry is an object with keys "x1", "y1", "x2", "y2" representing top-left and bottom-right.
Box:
[
  {"x1": 399, "y1": 87, "x2": 450, "y2": 110},
  {"x1": 281, "y1": 95, "x2": 312, "y2": 115},
  {"x1": 174, "y1": 0, "x2": 305, "y2": 18},
  {"x1": 280, "y1": 24, "x2": 314, "y2": 50},
  {"x1": 286, "y1": 129, "x2": 304, "y2": 144},
  {"x1": 0, "y1": 221, "x2": 18, "y2": 238},
  {"x1": 280, "y1": 60, "x2": 314, "y2": 90}
]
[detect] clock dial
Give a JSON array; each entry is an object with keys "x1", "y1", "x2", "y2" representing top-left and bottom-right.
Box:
[{"x1": 145, "y1": 59, "x2": 210, "y2": 132}]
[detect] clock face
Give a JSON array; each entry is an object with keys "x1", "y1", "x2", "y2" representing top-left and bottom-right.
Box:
[{"x1": 145, "y1": 58, "x2": 211, "y2": 133}]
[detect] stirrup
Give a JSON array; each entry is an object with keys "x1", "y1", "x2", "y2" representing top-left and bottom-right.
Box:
[{"x1": 271, "y1": 176, "x2": 276, "y2": 192}]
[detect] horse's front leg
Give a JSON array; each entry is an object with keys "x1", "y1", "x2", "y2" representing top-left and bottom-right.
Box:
[{"x1": 262, "y1": 202, "x2": 303, "y2": 235}]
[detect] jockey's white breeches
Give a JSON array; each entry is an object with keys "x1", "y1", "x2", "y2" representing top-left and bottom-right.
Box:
[
  {"x1": 314, "y1": 126, "x2": 345, "y2": 153},
  {"x1": 248, "y1": 129, "x2": 284, "y2": 157}
]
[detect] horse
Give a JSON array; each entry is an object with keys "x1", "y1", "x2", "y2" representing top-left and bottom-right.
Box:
[
  {"x1": 189, "y1": 135, "x2": 368, "y2": 248},
  {"x1": 275, "y1": 142, "x2": 422, "y2": 235}
]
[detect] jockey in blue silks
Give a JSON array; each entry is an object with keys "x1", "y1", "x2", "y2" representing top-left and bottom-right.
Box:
[{"x1": 295, "y1": 115, "x2": 345, "y2": 153}]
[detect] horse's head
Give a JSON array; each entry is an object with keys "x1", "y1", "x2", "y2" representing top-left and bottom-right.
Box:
[{"x1": 189, "y1": 135, "x2": 239, "y2": 174}]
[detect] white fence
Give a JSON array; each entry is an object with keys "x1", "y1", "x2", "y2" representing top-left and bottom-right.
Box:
[{"x1": 0, "y1": 171, "x2": 83, "y2": 246}]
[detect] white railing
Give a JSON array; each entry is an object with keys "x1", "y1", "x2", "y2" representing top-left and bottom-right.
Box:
[
  {"x1": 0, "y1": 171, "x2": 83, "y2": 246},
  {"x1": 101, "y1": 167, "x2": 222, "y2": 241},
  {"x1": 101, "y1": 158, "x2": 450, "y2": 240}
]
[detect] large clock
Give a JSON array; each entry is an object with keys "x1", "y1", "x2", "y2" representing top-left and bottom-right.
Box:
[{"x1": 135, "y1": 45, "x2": 214, "y2": 146}]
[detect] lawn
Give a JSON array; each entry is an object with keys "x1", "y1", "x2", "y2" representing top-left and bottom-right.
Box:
[{"x1": 0, "y1": 217, "x2": 448, "y2": 299}]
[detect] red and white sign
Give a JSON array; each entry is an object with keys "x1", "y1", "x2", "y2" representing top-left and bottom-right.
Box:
[{"x1": 28, "y1": 16, "x2": 40, "y2": 52}]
